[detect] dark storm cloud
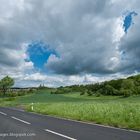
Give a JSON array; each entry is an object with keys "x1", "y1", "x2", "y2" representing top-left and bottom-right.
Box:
[{"x1": 0, "y1": 0, "x2": 140, "y2": 87}]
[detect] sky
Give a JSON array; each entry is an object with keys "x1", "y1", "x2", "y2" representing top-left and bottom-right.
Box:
[{"x1": 0, "y1": 0, "x2": 140, "y2": 87}]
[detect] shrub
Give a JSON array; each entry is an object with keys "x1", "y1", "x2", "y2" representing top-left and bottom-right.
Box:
[
  {"x1": 50, "y1": 91, "x2": 55, "y2": 94},
  {"x1": 104, "y1": 85, "x2": 115, "y2": 95},
  {"x1": 121, "y1": 79, "x2": 135, "y2": 90},
  {"x1": 28, "y1": 88, "x2": 34, "y2": 93},
  {"x1": 95, "y1": 92, "x2": 101, "y2": 97},
  {"x1": 87, "y1": 90, "x2": 93, "y2": 96},
  {"x1": 54, "y1": 90, "x2": 65, "y2": 94},
  {"x1": 7, "y1": 92, "x2": 18, "y2": 97},
  {"x1": 121, "y1": 89, "x2": 132, "y2": 97},
  {"x1": 132, "y1": 86, "x2": 140, "y2": 95},
  {"x1": 80, "y1": 91, "x2": 85, "y2": 95},
  {"x1": 4, "y1": 97, "x2": 16, "y2": 101}
]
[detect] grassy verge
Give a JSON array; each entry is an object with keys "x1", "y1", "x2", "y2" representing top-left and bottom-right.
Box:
[
  {"x1": 0, "y1": 90, "x2": 140, "y2": 131},
  {"x1": 26, "y1": 102, "x2": 140, "y2": 131}
]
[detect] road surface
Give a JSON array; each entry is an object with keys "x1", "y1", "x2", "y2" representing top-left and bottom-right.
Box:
[{"x1": 0, "y1": 107, "x2": 140, "y2": 140}]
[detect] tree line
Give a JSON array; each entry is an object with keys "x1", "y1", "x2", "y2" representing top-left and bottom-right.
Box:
[
  {"x1": 0, "y1": 76, "x2": 35, "y2": 97},
  {"x1": 52, "y1": 74, "x2": 140, "y2": 97}
]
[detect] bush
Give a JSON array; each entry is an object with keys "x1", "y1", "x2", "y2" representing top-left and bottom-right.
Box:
[
  {"x1": 121, "y1": 79, "x2": 135, "y2": 90},
  {"x1": 113, "y1": 89, "x2": 121, "y2": 96},
  {"x1": 121, "y1": 89, "x2": 132, "y2": 97},
  {"x1": 95, "y1": 92, "x2": 101, "y2": 97},
  {"x1": 137, "y1": 86, "x2": 140, "y2": 94},
  {"x1": 50, "y1": 91, "x2": 55, "y2": 94},
  {"x1": 54, "y1": 90, "x2": 65, "y2": 94},
  {"x1": 7, "y1": 92, "x2": 18, "y2": 97},
  {"x1": 104, "y1": 85, "x2": 116, "y2": 95},
  {"x1": 80, "y1": 91, "x2": 85, "y2": 95},
  {"x1": 132, "y1": 86, "x2": 140, "y2": 95},
  {"x1": 87, "y1": 90, "x2": 93, "y2": 96},
  {"x1": 28, "y1": 88, "x2": 34, "y2": 93},
  {"x1": 4, "y1": 97, "x2": 16, "y2": 101},
  {"x1": 5, "y1": 89, "x2": 33, "y2": 97},
  {"x1": 53, "y1": 88, "x2": 72, "y2": 94}
]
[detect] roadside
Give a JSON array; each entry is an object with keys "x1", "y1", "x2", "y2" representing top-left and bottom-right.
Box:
[{"x1": 0, "y1": 91, "x2": 140, "y2": 132}]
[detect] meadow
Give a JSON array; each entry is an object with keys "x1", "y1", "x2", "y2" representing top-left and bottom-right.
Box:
[{"x1": 0, "y1": 89, "x2": 140, "y2": 131}]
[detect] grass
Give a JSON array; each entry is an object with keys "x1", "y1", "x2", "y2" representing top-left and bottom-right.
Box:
[{"x1": 0, "y1": 89, "x2": 140, "y2": 131}]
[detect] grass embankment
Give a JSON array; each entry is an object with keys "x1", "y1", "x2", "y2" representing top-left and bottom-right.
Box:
[{"x1": 0, "y1": 90, "x2": 140, "y2": 131}]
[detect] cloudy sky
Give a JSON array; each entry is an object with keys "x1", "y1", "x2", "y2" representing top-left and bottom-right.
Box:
[{"x1": 0, "y1": 0, "x2": 140, "y2": 87}]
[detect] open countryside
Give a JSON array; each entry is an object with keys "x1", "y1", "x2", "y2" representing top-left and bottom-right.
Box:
[
  {"x1": 0, "y1": 0, "x2": 140, "y2": 140},
  {"x1": 0, "y1": 75, "x2": 140, "y2": 132}
]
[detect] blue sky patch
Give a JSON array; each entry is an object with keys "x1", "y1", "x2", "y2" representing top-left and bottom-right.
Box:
[
  {"x1": 123, "y1": 11, "x2": 138, "y2": 33},
  {"x1": 26, "y1": 41, "x2": 57, "y2": 70}
]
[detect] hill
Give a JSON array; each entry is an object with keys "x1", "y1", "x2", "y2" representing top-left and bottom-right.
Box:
[{"x1": 52, "y1": 74, "x2": 140, "y2": 97}]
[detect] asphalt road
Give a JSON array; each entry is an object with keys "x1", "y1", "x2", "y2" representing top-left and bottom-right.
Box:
[{"x1": 0, "y1": 107, "x2": 140, "y2": 140}]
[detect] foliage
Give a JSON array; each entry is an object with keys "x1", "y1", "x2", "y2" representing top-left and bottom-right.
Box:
[
  {"x1": 80, "y1": 91, "x2": 86, "y2": 95},
  {"x1": 87, "y1": 90, "x2": 93, "y2": 96},
  {"x1": 0, "y1": 76, "x2": 14, "y2": 95},
  {"x1": 55, "y1": 74, "x2": 140, "y2": 96},
  {"x1": 120, "y1": 89, "x2": 132, "y2": 97},
  {"x1": 52, "y1": 87, "x2": 72, "y2": 94}
]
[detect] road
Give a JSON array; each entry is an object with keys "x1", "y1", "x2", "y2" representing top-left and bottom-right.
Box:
[{"x1": 0, "y1": 107, "x2": 140, "y2": 140}]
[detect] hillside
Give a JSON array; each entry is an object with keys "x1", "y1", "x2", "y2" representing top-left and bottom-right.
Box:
[{"x1": 53, "y1": 74, "x2": 140, "y2": 97}]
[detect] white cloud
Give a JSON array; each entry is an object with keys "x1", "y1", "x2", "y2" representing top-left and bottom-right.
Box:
[
  {"x1": 0, "y1": 0, "x2": 140, "y2": 87},
  {"x1": 113, "y1": 17, "x2": 125, "y2": 43}
]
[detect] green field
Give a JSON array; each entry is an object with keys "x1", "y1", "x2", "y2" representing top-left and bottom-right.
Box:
[{"x1": 0, "y1": 89, "x2": 140, "y2": 131}]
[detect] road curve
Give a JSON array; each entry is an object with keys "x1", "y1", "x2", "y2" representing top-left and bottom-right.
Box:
[{"x1": 0, "y1": 107, "x2": 140, "y2": 140}]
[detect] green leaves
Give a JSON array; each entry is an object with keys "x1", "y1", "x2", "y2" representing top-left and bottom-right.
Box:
[{"x1": 0, "y1": 76, "x2": 14, "y2": 95}]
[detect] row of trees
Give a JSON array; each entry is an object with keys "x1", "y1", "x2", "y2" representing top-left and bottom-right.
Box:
[
  {"x1": 83, "y1": 75, "x2": 140, "y2": 97},
  {"x1": 0, "y1": 76, "x2": 14, "y2": 95},
  {"x1": 0, "y1": 76, "x2": 35, "y2": 97},
  {"x1": 53, "y1": 74, "x2": 140, "y2": 97}
]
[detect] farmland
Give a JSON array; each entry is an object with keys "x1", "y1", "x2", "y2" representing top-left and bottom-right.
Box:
[{"x1": 0, "y1": 89, "x2": 140, "y2": 131}]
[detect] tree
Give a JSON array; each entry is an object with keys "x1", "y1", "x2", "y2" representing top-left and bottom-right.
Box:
[
  {"x1": 121, "y1": 79, "x2": 135, "y2": 90},
  {"x1": 104, "y1": 85, "x2": 115, "y2": 95},
  {"x1": 0, "y1": 76, "x2": 14, "y2": 95},
  {"x1": 120, "y1": 79, "x2": 135, "y2": 96},
  {"x1": 120, "y1": 89, "x2": 132, "y2": 97},
  {"x1": 87, "y1": 90, "x2": 93, "y2": 96}
]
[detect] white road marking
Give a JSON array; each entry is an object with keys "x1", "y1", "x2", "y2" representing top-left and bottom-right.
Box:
[
  {"x1": 0, "y1": 111, "x2": 7, "y2": 116},
  {"x1": 45, "y1": 129, "x2": 77, "y2": 140},
  {"x1": 30, "y1": 111, "x2": 140, "y2": 134},
  {"x1": 2, "y1": 107, "x2": 139, "y2": 134},
  {"x1": 11, "y1": 116, "x2": 31, "y2": 125}
]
